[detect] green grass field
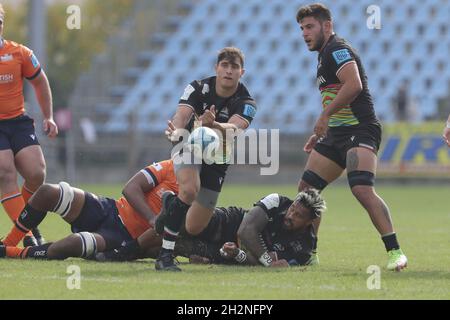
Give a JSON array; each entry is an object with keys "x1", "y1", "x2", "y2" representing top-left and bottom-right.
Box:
[{"x1": 0, "y1": 184, "x2": 448, "y2": 299}]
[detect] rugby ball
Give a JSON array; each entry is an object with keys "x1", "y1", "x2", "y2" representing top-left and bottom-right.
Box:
[{"x1": 187, "y1": 126, "x2": 220, "y2": 163}]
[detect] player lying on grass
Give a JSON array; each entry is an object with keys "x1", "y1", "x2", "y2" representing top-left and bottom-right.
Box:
[
  {"x1": 0, "y1": 160, "x2": 178, "y2": 260},
  {"x1": 96, "y1": 189, "x2": 326, "y2": 268}
]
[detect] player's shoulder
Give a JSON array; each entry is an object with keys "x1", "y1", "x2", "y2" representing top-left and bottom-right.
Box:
[
  {"x1": 147, "y1": 159, "x2": 174, "y2": 172},
  {"x1": 258, "y1": 193, "x2": 292, "y2": 210},
  {"x1": 2, "y1": 40, "x2": 26, "y2": 52},
  {"x1": 323, "y1": 35, "x2": 354, "y2": 56}
]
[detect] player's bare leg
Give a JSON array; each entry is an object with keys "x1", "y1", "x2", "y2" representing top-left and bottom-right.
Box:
[
  {"x1": 0, "y1": 150, "x2": 23, "y2": 220},
  {"x1": 0, "y1": 149, "x2": 39, "y2": 245},
  {"x1": 298, "y1": 150, "x2": 343, "y2": 235},
  {"x1": 15, "y1": 145, "x2": 47, "y2": 244},
  {"x1": 185, "y1": 201, "x2": 214, "y2": 236},
  {"x1": 156, "y1": 165, "x2": 199, "y2": 271},
  {"x1": 1, "y1": 183, "x2": 85, "y2": 246},
  {"x1": 297, "y1": 150, "x2": 343, "y2": 265},
  {"x1": 346, "y1": 147, "x2": 407, "y2": 271}
]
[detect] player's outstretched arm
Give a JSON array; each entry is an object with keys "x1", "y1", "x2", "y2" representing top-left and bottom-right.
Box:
[
  {"x1": 122, "y1": 170, "x2": 158, "y2": 225},
  {"x1": 237, "y1": 207, "x2": 288, "y2": 267}
]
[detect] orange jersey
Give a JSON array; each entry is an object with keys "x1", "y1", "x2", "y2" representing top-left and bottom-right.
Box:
[
  {"x1": 116, "y1": 160, "x2": 178, "y2": 239},
  {"x1": 0, "y1": 40, "x2": 41, "y2": 119}
]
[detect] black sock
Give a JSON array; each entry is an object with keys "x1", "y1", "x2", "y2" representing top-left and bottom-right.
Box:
[
  {"x1": 18, "y1": 204, "x2": 47, "y2": 230},
  {"x1": 25, "y1": 243, "x2": 53, "y2": 259},
  {"x1": 161, "y1": 197, "x2": 190, "y2": 254},
  {"x1": 382, "y1": 233, "x2": 400, "y2": 251}
]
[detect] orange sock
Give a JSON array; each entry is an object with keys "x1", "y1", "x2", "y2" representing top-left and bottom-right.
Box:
[
  {"x1": 1, "y1": 191, "x2": 33, "y2": 242},
  {"x1": 1, "y1": 191, "x2": 25, "y2": 221},
  {"x1": 3, "y1": 222, "x2": 29, "y2": 247},
  {"x1": 21, "y1": 185, "x2": 35, "y2": 204},
  {"x1": 5, "y1": 246, "x2": 29, "y2": 259}
]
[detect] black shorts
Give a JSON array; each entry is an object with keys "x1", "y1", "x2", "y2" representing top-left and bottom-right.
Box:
[
  {"x1": 71, "y1": 192, "x2": 133, "y2": 250},
  {"x1": 195, "y1": 206, "x2": 246, "y2": 244},
  {"x1": 314, "y1": 122, "x2": 382, "y2": 169},
  {"x1": 200, "y1": 163, "x2": 228, "y2": 193},
  {"x1": 0, "y1": 115, "x2": 40, "y2": 155}
]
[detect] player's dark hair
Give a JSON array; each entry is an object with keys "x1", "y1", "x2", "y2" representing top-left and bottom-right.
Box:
[
  {"x1": 296, "y1": 3, "x2": 332, "y2": 23},
  {"x1": 294, "y1": 189, "x2": 326, "y2": 219},
  {"x1": 217, "y1": 47, "x2": 245, "y2": 68}
]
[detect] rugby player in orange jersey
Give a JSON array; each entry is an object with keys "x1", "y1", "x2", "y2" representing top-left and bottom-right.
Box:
[
  {"x1": 0, "y1": 4, "x2": 58, "y2": 246},
  {"x1": 0, "y1": 160, "x2": 178, "y2": 260}
]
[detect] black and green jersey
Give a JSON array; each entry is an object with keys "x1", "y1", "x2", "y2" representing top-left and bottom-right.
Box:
[{"x1": 317, "y1": 34, "x2": 379, "y2": 127}]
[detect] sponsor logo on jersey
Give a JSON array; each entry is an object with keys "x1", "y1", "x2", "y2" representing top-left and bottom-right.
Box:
[
  {"x1": 332, "y1": 48, "x2": 352, "y2": 65},
  {"x1": 290, "y1": 240, "x2": 303, "y2": 253},
  {"x1": 0, "y1": 54, "x2": 12, "y2": 62},
  {"x1": 30, "y1": 53, "x2": 40, "y2": 68},
  {"x1": 30, "y1": 134, "x2": 36, "y2": 140},
  {"x1": 243, "y1": 104, "x2": 256, "y2": 118},
  {"x1": 0, "y1": 73, "x2": 13, "y2": 83},
  {"x1": 151, "y1": 162, "x2": 163, "y2": 171}
]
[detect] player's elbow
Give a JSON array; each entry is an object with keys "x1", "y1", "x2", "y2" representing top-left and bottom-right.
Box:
[{"x1": 352, "y1": 79, "x2": 363, "y2": 95}]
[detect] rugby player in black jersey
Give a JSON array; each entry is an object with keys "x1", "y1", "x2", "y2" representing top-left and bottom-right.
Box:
[
  {"x1": 296, "y1": 3, "x2": 407, "y2": 271},
  {"x1": 156, "y1": 47, "x2": 257, "y2": 271},
  {"x1": 96, "y1": 189, "x2": 326, "y2": 268}
]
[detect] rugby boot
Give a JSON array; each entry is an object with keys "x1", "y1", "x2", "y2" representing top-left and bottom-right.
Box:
[
  {"x1": 155, "y1": 251, "x2": 181, "y2": 272},
  {"x1": 387, "y1": 248, "x2": 408, "y2": 271},
  {"x1": 32, "y1": 228, "x2": 46, "y2": 246},
  {"x1": 23, "y1": 235, "x2": 38, "y2": 247}
]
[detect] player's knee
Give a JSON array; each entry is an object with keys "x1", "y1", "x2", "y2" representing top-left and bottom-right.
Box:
[
  {"x1": 0, "y1": 164, "x2": 17, "y2": 184},
  {"x1": 52, "y1": 181, "x2": 75, "y2": 218},
  {"x1": 27, "y1": 183, "x2": 60, "y2": 210},
  {"x1": 179, "y1": 185, "x2": 199, "y2": 204},
  {"x1": 185, "y1": 221, "x2": 206, "y2": 236},
  {"x1": 24, "y1": 168, "x2": 46, "y2": 187},
  {"x1": 347, "y1": 170, "x2": 375, "y2": 189},
  {"x1": 301, "y1": 170, "x2": 328, "y2": 191},
  {"x1": 73, "y1": 232, "x2": 98, "y2": 258}
]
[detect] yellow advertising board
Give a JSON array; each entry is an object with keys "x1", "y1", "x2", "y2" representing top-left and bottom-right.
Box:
[{"x1": 378, "y1": 122, "x2": 450, "y2": 177}]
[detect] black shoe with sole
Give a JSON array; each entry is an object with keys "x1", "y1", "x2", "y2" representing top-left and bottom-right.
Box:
[
  {"x1": 23, "y1": 235, "x2": 38, "y2": 247},
  {"x1": 32, "y1": 228, "x2": 46, "y2": 246},
  {"x1": 155, "y1": 251, "x2": 181, "y2": 272}
]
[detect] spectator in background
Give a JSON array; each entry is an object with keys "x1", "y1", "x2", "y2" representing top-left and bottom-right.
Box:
[{"x1": 395, "y1": 81, "x2": 410, "y2": 121}]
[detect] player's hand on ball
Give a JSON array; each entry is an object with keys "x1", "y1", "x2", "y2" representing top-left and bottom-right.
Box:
[
  {"x1": 199, "y1": 105, "x2": 216, "y2": 127},
  {"x1": 303, "y1": 134, "x2": 319, "y2": 153},
  {"x1": 165, "y1": 120, "x2": 182, "y2": 142}
]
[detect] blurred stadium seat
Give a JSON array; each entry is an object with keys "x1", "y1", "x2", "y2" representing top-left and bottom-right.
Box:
[{"x1": 99, "y1": 0, "x2": 450, "y2": 133}]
